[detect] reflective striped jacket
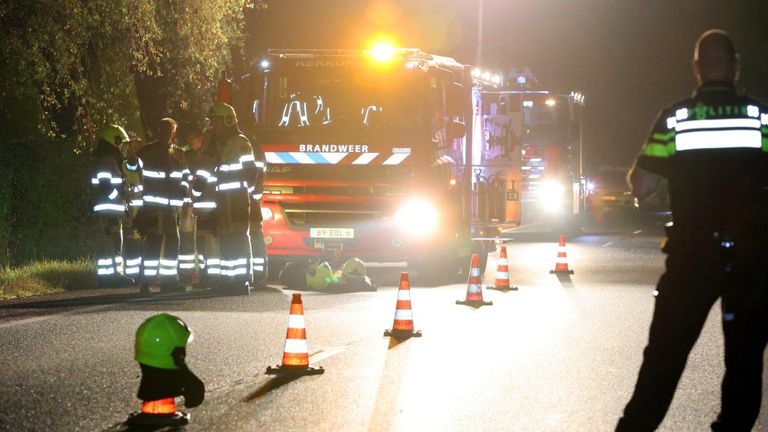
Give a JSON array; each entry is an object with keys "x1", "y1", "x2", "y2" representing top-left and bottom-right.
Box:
[
  {"x1": 213, "y1": 133, "x2": 263, "y2": 230},
  {"x1": 132, "y1": 141, "x2": 187, "y2": 210},
  {"x1": 90, "y1": 142, "x2": 126, "y2": 218},
  {"x1": 636, "y1": 82, "x2": 768, "y2": 235}
]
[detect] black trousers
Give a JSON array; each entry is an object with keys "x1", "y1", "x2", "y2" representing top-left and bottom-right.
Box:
[{"x1": 617, "y1": 243, "x2": 768, "y2": 432}]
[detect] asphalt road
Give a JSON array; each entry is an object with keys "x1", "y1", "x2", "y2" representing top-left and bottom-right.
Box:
[{"x1": 1, "y1": 210, "x2": 767, "y2": 431}]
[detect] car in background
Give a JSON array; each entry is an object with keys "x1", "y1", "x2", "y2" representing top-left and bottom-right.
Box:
[{"x1": 586, "y1": 167, "x2": 638, "y2": 211}]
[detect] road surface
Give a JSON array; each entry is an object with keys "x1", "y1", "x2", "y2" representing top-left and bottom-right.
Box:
[{"x1": 1, "y1": 211, "x2": 766, "y2": 431}]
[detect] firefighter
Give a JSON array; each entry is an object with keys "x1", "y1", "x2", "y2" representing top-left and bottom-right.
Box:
[
  {"x1": 134, "y1": 313, "x2": 204, "y2": 409},
  {"x1": 91, "y1": 124, "x2": 131, "y2": 287},
  {"x1": 616, "y1": 30, "x2": 768, "y2": 432},
  {"x1": 133, "y1": 118, "x2": 187, "y2": 293},
  {"x1": 122, "y1": 137, "x2": 144, "y2": 282},
  {"x1": 207, "y1": 103, "x2": 260, "y2": 295},
  {"x1": 248, "y1": 138, "x2": 268, "y2": 288},
  {"x1": 188, "y1": 127, "x2": 221, "y2": 289}
]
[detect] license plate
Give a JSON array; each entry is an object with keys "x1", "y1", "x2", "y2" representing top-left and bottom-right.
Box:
[{"x1": 310, "y1": 227, "x2": 355, "y2": 239}]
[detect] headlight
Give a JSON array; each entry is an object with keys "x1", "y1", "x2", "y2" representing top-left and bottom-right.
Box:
[
  {"x1": 538, "y1": 181, "x2": 565, "y2": 213},
  {"x1": 394, "y1": 199, "x2": 439, "y2": 235},
  {"x1": 261, "y1": 207, "x2": 274, "y2": 221}
]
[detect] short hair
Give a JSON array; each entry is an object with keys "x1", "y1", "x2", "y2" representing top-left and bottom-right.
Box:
[{"x1": 694, "y1": 29, "x2": 737, "y2": 75}]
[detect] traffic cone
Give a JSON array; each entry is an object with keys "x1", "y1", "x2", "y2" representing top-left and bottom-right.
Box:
[
  {"x1": 487, "y1": 245, "x2": 518, "y2": 291},
  {"x1": 549, "y1": 235, "x2": 575, "y2": 274},
  {"x1": 266, "y1": 293, "x2": 325, "y2": 376},
  {"x1": 126, "y1": 397, "x2": 190, "y2": 427},
  {"x1": 456, "y1": 254, "x2": 493, "y2": 307},
  {"x1": 384, "y1": 272, "x2": 422, "y2": 339}
]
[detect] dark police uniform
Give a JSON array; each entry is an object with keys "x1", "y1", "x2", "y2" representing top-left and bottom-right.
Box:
[{"x1": 617, "y1": 82, "x2": 768, "y2": 431}]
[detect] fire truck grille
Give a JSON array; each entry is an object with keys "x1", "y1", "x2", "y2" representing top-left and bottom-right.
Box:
[{"x1": 283, "y1": 209, "x2": 383, "y2": 228}]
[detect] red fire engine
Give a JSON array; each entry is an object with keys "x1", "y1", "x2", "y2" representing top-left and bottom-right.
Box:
[{"x1": 240, "y1": 46, "x2": 502, "y2": 280}]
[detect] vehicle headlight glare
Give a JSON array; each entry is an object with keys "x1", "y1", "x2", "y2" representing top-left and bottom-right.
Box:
[
  {"x1": 394, "y1": 199, "x2": 438, "y2": 235},
  {"x1": 538, "y1": 181, "x2": 565, "y2": 213}
]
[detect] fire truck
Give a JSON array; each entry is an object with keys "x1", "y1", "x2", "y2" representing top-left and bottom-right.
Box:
[
  {"x1": 238, "y1": 47, "x2": 503, "y2": 280},
  {"x1": 470, "y1": 67, "x2": 587, "y2": 233}
]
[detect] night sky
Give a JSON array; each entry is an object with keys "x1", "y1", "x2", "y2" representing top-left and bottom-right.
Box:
[{"x1": 248, "y1": 0, "x2": 767, "y2": 172}]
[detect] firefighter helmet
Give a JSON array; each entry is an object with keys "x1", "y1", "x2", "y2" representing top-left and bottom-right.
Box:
[
  {"x1": 306, "y1": 261, "x2": 333, "y2": 290},
  {"x1": 208, "y1": 103, "x2": 238, "y2": 127},
  {"x1": 98, "y1": 124, "x2": 129, "y2": 147},
  {"x1": 135, "y1": 313, "x2": 192, "y2": 370},
  {"x1": 341, "y1": 258, "x2": 367, "y2": 282}
]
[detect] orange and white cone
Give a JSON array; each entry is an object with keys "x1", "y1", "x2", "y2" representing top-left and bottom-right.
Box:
[
  {"x1": 126, "y1": 398, "x2": 190, "y2": 427},
  {"x1": 456, "y1": 253, "x2": 493, "y2": 307},
  {"x1": 384, "y1": 272, "x2": 422, "y2": 339},
  {"x1": 487, "y1": 245, "x2": 518, "y2": 291},
  {"x1": 266, "y1": 293, "x2": 324, "y2": 376},
  {"x1": 549, "y1": 235, "x2": 575, "y2": 274}
]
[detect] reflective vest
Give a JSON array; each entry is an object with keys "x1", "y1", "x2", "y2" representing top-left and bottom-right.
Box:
[
  {"x1": 636, "y1": 82, "x2": 768, "y2": 235},
  {"x1": 188, "y1": 149, "x2": 218, "y2": 215}
]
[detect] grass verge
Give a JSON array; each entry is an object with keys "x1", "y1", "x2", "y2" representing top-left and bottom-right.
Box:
[{"x1": 0, "y1": 259, "x2": 96, "y2": 301}]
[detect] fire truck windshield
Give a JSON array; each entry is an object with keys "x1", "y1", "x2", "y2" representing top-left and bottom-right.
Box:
[{"x1": 262, "y1": 66, "x2": 426, "y2": 132}]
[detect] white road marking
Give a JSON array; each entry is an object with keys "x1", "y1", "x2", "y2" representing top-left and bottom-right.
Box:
[
  {"x1": 602, "y1": 241, "x2": 615, "y2": 247},
  {"x1": 309, "y1": 345, "x2": 347, "y2": 363},
  {"x1": 633, "y1": 230, "x2": 643, "y2": 235}
]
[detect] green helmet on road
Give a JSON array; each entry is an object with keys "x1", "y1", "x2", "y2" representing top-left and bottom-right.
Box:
[
  {"x1": 208, "y1": 103, "x2": 238, "y2": 127},
  {"x1": 135, "y1": 313, "x2": 192, "y2": 370},
  {"x1": 306, "y1": 261, "x2": 333, "y2": 290},
  {"x1": 98, "y1": 124, "x2": 129, "y2": 147}
]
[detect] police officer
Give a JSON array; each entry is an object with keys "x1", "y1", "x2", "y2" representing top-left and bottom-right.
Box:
[{"x1": 617, "y1": 30, "x2": 768, "y2": 431}]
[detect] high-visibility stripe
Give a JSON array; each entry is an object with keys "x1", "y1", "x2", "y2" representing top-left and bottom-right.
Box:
[
  {"x1": 97, "y1": 268, "x2": 115, "y2": 275},
  {"x1": 179, "y1": 263, "x2": 195, "y2": 269},
  {"x1": 142, "y1": 170, "x2": 166, "y2": 178},
  {"x1": 207, "y1": 268, "x2": 222, "y2": 275},
  {"x1": 178, "y1": 254, "x2": 195, "y2": 260},
  {"x1": 217, "y1": 181, "x2": 247, "y2": 191},
  {"x1": 675, "y1": 118, "x2": 761, "y2": 132},
  {"x1": 98, "y1": 258, "x2": 114, "y2": 265},
  {"x1": 676, "y1": 108, "x2": 689, "y2": 120},
  {"x1": 108, "y1": 188, "x2": 119, "y2": 200},
  {"x1": 143, "y1": 269, "x2": 158, "y2": 276},
  {"x1": 761, "y1": 113, "x2": 768, "y2": 126},
  {"x1": 144, "y1": 260, "x2": 160, "y2": 267},
  {"x1": 676, "y1": 129, "x2": 762, "y2": 151},
  {"x1": 169, "y1": 171, "x2": 184, "y2": 179},
  {"x1": 94, "y1": 203, "x2": 125, "y2": 212},
  {"x1": 252, "y1": 257, "x2": 265, "y2": 264},
  {"x1": 160, "y1": 259, "x2": 177, "y2": 266},
  {"x1": 747, "y1": 105, "x2": 760, "y2": 118},
  {"x1": 252, "y1": 193, "x2": 263, "y2": 200},
  {"x1": 239, "y1": 154, "x2": 256, "y2": 163},
  {"x1": 96, "y1": 172, "x2": 113, "y2": 180},
  {"x1": 159, "y1": 268, "x2": 178, "y2": 275},
  {"x1": 125, "y1": 267, "x2": 140, "y2": 274},
  {"x1": 169, "y1": 199, "x2": 184, "y2": 207},
  {"x1": 130, "y1": 199, "x2": 144, "y2": 207},
  {"x1": 196, "y1": 169, "x2": 212, "y2": 179},
  {"x1": 221, "y1": 267, "x2": 248, "y2": 277},
  {"x1": 144, "y1": 195, "x2": 170, "y2": 205},
  {"x1": 110, "y1": 178, "x2": 123, "y2": 185},
  {"x1": 222, "y1": 258, "x2": 249, "y2": 267},
  {"x1": 191, "y1": 190, "x2": 203, "y2": 197},
  {"x1": 255, "y1": 161, "x2": 266, "y2": 169},
  {"x1": 253, "y1": 265, "x2": 265, "y2": 272},
  {"x1": 193, "y1": 201, "x2": 216, "y2": 209}
]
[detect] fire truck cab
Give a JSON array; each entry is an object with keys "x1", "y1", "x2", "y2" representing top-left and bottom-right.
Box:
[{"x1": 243, "y1": 48, "x2": 498, "y2": 280}]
